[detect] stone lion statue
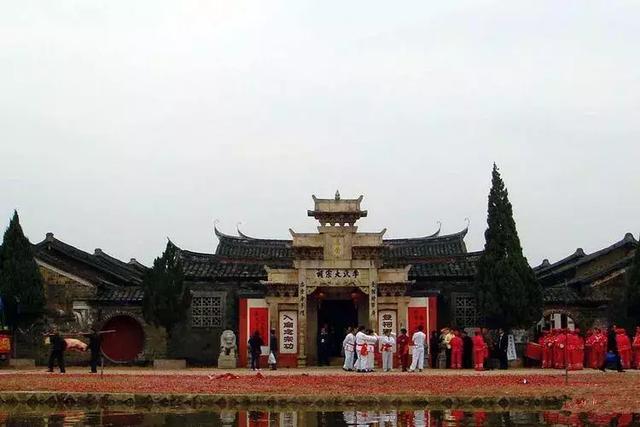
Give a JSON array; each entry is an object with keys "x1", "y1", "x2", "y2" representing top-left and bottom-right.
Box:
[{"x1": 220, "y1": 330, "x2": 237, "y2": 357}]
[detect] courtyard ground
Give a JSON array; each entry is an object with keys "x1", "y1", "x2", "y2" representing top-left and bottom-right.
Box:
[{"x1": 0, "y1": 367, "x2": 639, "y2": 412}]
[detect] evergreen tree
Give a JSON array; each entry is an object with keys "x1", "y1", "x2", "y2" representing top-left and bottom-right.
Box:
[
  {"x1": 625, "y1": 235, "x2": 640, "y2": 327},
  {"x1": 0, "y1": 211, "x2": 45, "y2": 327},
  {"x1": 475, "y1": 164, "x2": 543, "y2": 329},
  {"x1": 142, "y1": 241, "x2": 189, "y2": 349}
]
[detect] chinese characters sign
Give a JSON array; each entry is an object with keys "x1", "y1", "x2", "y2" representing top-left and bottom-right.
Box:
[
  {"x1": 279, "y1": 311, "x2": 298, "y2": 354},
  {"x1": 378, "y1": 310, "x2": 397, "y2": 335},
  {"x1": 306, "y1": 269, "x2": 368, "y2": 285}
]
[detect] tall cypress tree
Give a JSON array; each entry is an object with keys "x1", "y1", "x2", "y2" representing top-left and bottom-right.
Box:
[
  {"x1": 0, "y1": 211, "x2": 45, "y2": 327},
  {"x1": 142, "y1": 241, "x2": 189, "y2": 353},
  {"x1": 475, "y1": 164, "x2": 543, "y2": 329},
  {"x1": 625, "y1": 235, "x2": 640, "y2": 327}
]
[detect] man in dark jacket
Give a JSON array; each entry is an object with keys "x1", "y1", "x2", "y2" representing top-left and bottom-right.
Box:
[
  {"x1": 429, "y1": 331, "x2": 439, "y2": 368},
  {"x1": 600, "y1": 324, "x2": 624, "y2": 372},
  {"x1": 82, "y1": 329, "x2": 102, "y2": 373},
  {"x1": 46, "y1": 328, "x2": 66, "y2": 373},
  {"x1": 269, "y1": 329, "x2": 278, "y2": 370},
  {"x1": 497, "y1": 328, "x2": 509, "y2": 370}
]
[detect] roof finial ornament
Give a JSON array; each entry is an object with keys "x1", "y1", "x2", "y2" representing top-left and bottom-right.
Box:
[
  {"x1": 335, "y1": 190, "x2": 340, "y2": 200},
  {"x1": 464, "y1": 217, "x2": 470, "y2": 229}
]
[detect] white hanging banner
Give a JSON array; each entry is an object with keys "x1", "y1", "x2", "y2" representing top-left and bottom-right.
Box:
[
  {"x1": 507, "y1": 334, "x2": 517, "y2": 361},
  {"x1": 279, "y1": 311, "x2": 298, "y2": 354}
]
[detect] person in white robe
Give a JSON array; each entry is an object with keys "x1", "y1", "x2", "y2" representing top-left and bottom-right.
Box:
[
  {"x1": 380, "y1": 330, "x2": 396, "y2": 372},
  {"x1": 342, "y1": 327, "x2": 356, "y2": 371},
  {"x1": 409, "y1": 325, "x2": 427, "y2": 372},
  {"x1": 366, "y1": 329, "x2": 377, "y2": 372},
  {"x1": 354, "y1": 326, "x2": 377, "y2": 372}
]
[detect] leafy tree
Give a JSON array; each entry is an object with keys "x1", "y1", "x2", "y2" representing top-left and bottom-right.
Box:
[
  {"x1": 0, "y1": 210, "x2": 45, "y2": 328},
  {"x1": 625, "y1": 235, "x2": 640, "y2": 327},
  {"x1": 475, "y1": 164, "x2": 543, "y2": 329},
  {"x1": 142, "y1": 241, "x2": 189, "y2": 352}
]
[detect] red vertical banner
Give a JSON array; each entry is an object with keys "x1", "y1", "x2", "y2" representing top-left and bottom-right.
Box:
[
  {"x1": 408, "y1": 307, "x2": 427, "y2": 335},
  {"x1": 428, "y1": 297, "x2": 437, "y2": 333},
  {"x1": 249, "y1": 307, "x2": 269, "y2": 351},
  {"x1": 239, "y1": 299, "x2": 248, "y2": 367}
]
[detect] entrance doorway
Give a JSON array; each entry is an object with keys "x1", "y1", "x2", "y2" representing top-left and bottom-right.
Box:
[{"x1": 317, "y1": 300, "x2": 358, "y2": 358}]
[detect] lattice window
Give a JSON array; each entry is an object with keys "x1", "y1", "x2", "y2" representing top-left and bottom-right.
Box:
[
  {"x1": 453, "y1": 294, "x2": 477, "y2": 328},
  {"x1": 191, "y1": 292, "x2": 224, "y2": 328}
]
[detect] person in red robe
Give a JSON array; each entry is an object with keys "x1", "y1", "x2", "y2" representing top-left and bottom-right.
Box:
[
  {"x1": 450, "y1": 330, "x2": 464, "y2": 369},
  {"x1": 539, "y1": 330, "x2": 551, "y2": 368},
  {"x1": 632, "y1": 326, "x2": 640, "y2": 369},
  {"x1": 396, "y1": 328, "x2": 410, "y2": 372},
  {"x1": 553, "y1": 329, "x2": 567, "y2": 369},
  {"x1": 584, "y1": 329, "x2": 594, "y2": 368},
  {"x1": 592, "y1": 327, "x2": 606, "y2": 369},
  {"x1": 545, "y1": 329, "x2": 555, "y2": 369},
  {"x1": 616, "y1": 327, "x2": 632, "y2": 369},
  {"x1": 567, "y1": 329, "x2": 584, "y2": 370},
  {"x1": 472, "y1": 331, "x2": 488, "y2": 371}
]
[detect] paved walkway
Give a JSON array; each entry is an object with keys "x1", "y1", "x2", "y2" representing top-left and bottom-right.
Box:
[{"x1": 2, "y1": 366, "x2": 637, "y2": 376}]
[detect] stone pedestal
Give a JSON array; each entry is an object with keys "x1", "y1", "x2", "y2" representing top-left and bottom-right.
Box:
[
  {"x1": 8, "y1": 358, "x2": 35, "y2": 369},
  {"x1": 217, "y1": 354, "x2": 237, "y2": 369},
  {"x1": 153, "y1": 359, "x2": 186, "y2": 370}
]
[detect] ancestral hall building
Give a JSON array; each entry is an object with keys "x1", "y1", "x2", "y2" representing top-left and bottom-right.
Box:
[
  {"x1": 172, "y1": 193, "x2": 479, "y2": 366},
  {"x1": 29, "y1": 193, "x2": 637, "y2": 366}
]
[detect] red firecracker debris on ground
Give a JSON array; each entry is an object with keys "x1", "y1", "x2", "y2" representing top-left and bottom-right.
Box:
[{"x1": 0, "y1": 371, "x2": 639, "y2": 412}]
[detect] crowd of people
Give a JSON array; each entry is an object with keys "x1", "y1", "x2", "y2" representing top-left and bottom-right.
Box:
[
  {"x1": 340, "y1": 325, "x2": 511, "y2": 372},
  {"x1": 537, "y1": 325, "x2": 640, "y2": 371}
]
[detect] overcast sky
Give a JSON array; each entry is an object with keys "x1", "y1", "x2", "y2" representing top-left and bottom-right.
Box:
[{"x1": 1, "y1": 1, "x2": 639, "y2": 266}]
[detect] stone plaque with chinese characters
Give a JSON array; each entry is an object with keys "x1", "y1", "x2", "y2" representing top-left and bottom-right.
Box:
[
  {"x1": 378, "y1": 310, "x2": 397, "y2": 335},
  {"x1": 305, "y1": 268, "x2": 369, "y2": 286},
  {"x1": 279, "y1": 311, "x2": 298, "y2": 354}
]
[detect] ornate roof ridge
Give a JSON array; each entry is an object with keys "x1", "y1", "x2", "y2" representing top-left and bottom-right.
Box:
[
  {"x1": 537, "y1": 233, "x2": 638, "y2": 279},
  {"x1": 383, "y1": 226, "x2": 468, "y2": 245},
  {"x1": 33, "y1": 234, "x2": 143, "y2": 284},
  {"x1": 215, "y1": 225, "x2": 291, "y2": 245}
]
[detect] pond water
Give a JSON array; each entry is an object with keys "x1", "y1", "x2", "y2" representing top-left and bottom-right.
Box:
[{"x1": 0, "y1": 408, "x2": 637, "y2": 427}]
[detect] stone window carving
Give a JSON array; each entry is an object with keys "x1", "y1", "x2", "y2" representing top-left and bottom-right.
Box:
[
  {"x1": 191, "y1": 291, "x2": 225, "y2": 328},
  {"x1": 453, "y1": 293, "x2": 477, "y2": 328}
]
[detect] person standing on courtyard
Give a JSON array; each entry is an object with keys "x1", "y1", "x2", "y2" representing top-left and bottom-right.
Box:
[
  {"x1": 600, "y1": 325, "x2": 624, "y2": 372},
  {"x1": 482, "y1": 328, "x2": 495, "y2": 370},
  {"x1": 462, "y1": 330, "x2": 473, "y2": 369},
  {"x1": 318, "y1": 326, "x2": 331, "y2": 366},
  {"x1": 269, "y1": 329, "x2": 278, "y2": 370},
  {"x1": 380, "y1": 330, "x2": 395, "y2": 372},
  {"x1": 248, "y1": 330, "x2": 264, "y2": 371},
  {"x1": 472, "y1": 331, "x2": 488, "y2": 371},
  {"x1": 429, "y1": 331, "x2": 439, "y2": 368},
  {"x1": 442, "y1": 328, "x2": 453, "y2": 368},
  {"x1": 82, "y1": 328, "x2": 101, "y2": 374},
  {"x1": 497, "y1": 328, "x2": 509, "y2": 370},
  {"x1": 397, "y1": 328, "x2": 410, "y2": 372},
  {"x1": 409, "y1": 325, "x2": 426, "y2": 372},
  {"x1": 365, "y1": 329, "x2": 377, "y2": 372},
  {"x1": 632, "y1": 327, "x2": 640, "y2": 369},
  {"x1": 450, "y1": 330, "x2": 463, "y2": 369},
  {"x1": 616, "y1": 327, "x2": 632, "y2": 369},
  {"x1": 46, "y1": 327, "x2": 66, "y2": 373},
  {"x1": 342, "y1": 327, "x2": 355, "y2": 371},
  {"x1": 354, "y1": 326, "x2": 375, "y2": 372}
]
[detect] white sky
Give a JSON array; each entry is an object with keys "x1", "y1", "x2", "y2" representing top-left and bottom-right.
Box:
[{"x1": 1, "y1": 1, "x2": 639, "y2": 266}]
